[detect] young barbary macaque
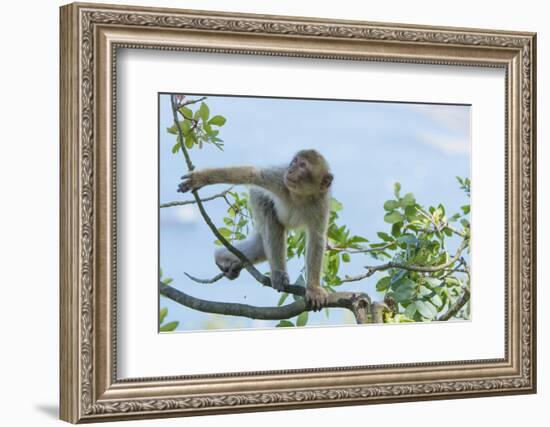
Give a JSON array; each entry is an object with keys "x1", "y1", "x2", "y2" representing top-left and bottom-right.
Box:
[{"x1": 177, "y1": 149, "x2": 334, "y2": 311}]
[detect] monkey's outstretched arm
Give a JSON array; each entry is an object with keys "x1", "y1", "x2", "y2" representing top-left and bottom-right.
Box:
[{"x1": 178, "y1": 166, "x2": 286, "y2": 195}]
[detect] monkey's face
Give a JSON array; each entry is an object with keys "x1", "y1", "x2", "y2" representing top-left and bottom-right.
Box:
[{"x1": 284, "y1": 155, "x2": 333, "y2": 196}]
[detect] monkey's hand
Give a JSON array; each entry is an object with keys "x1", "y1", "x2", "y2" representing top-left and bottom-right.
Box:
[
  {"x1": 271, "y1": 270, "x2": 290, "y2": 292},
  {"x1": 305, "y1": 286, "x2": 329, "y2": 312},
  {"x1": 177, "y1": 172, "x2": 207, "y2": 193}
]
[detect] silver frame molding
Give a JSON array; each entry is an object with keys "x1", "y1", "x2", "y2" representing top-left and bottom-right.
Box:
[{"x1": 60, "y1": 2, "x2": 537, "y2": 423}]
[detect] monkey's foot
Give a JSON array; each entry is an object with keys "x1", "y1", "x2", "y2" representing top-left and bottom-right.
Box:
[
  {"x1": 215, "y1": 257, "x2": 242, "y2": 280},
  {"x1": 305, "y1": 287, "x2": 329, "y2": 311},
  {"x1": 271, "y1": 270, "x2": 290, "y2": 292}
]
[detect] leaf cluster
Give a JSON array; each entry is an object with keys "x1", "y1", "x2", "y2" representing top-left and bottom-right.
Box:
[{"x1": 168, "y1": 99, "x2": 227, "y2": 152}]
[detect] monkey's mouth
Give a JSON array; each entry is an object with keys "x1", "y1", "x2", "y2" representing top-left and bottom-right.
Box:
[
  {"x1": 285, "y1": 178, "x2": 299, "y2": 190},
  {"x1": 284, "y1": 174, "x2": 298, "y2": 186}
]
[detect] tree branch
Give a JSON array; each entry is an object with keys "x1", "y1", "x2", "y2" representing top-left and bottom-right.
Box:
[
  {"x1": 437, "y1": 287, "x2": 470, "y2": 321},
  {"x1": 160, "y1": 282, "x2": 306, "y2": 320},
  {"x1": 160, "y1": 282, "x2": 382, "y2": 323},
  {"x1": 160, "y1": 186, "x2": 234, "y2": 208}
]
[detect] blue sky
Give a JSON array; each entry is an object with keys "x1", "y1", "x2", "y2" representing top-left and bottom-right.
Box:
[{"x1": 159, "y1": 94, "x2": 470, "y2": 332}]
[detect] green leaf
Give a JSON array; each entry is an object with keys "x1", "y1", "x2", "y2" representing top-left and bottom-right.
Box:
[
  {"x1": 397, "y1": 234, "x2": 417, "y2": 246},
  {"x1": 296, "y1": 311, "x2": 309, "y2": 327},
  {"x1": 418, "y1": 285, "x2": 432, "y2": 297},
  {"x1": 423, "y1": 277, "x2": 442, "y2": 288},
  {"x1": 449, "y1": 213, "x2": 461, "y2": 222},
  {"x1": 401, "y1": 193, "x2": 416, "y2": 207},
  {"x1": 276, "y1": 320, "x2": 294, "y2": 327},
  {"x1": 391, "y1": 222, "x2": 403, "y2": 237},
  {"x1": 278, "y1": 293, "x2": 289, "y2": 306},
  {"x1": 159, "y1": 307, "x2": 168, "y2": 324},
  {"x1": 160, "y1": 321, "x2": 179, "y2": 332},
  {"x1": 167, "y1": 120, "x2": 190, "y2": 136},
  {"x1": 349, "y1": 236, "x2": 369, "y2": 244},
  {"x1": 405, "y1": 205, "x2": 417, "y2": 219},
  {"x1": 415, "y1": 300, "x2": 437, "y2": 319},
  {"x1": 198, "y1": 102, "x2": 210, "y2": 122},
  {"x1": 430, "y1": 293, "x2": 443, "y2": 308},
  {"x1": 208, "y1": 115, "x2": 227, "y2": 126},
  {"x1": 376, "y1": 276, "x2": 391, "y2": 292},
  {"x1": 377, "y1": 232, "x2": 393, "y2": 242},
  {"x1": 178, "y1": 106, "x2": 193, "y2": 119},
  {"x1": 218, "y1": 227, "x2": 232, "y2": 238},
  {"x1": 392, "y1": 278, "x2": 416, "y2": 302},
  {"x1": 383, "y1": 200, "x2": 400, "y2": 211},
  {"x1": 330, "y1": 198, "x2": 343, "y2": 212},
  {"x1": 384, "y1": 211, "x2": 405, "y2": 224},
  {"x1": 171, "y1": 142, "x2": 181, "y2": 153},
  {"x1": 342, "y1": 253, "x2": 351, "y2": 263},
  {"x1": 404, "y1": 302, "x2": 417, "y2": 318},
  {"x1": 445, "y1": 277, "x2": 461, "y2": 287},
  {"x1": 163, "y1": 277, "x2": 173, "y2": 285},
  {"x1": 180, "y1": 119, "x2": 191, "y2": 133},
  {"x1": 185, "y1": 133, "x2": 195, "y2": 149},
  {"x1": 394, "y1": 182, "x2": 402, "y2": 198},
  {"x1": 203, "y1": 122, "x2": 213, "y2": 135}
]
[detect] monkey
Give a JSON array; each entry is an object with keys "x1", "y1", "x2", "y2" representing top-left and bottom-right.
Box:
[{"x1": 177, "y1": 149, "x2": 334, "y2": 311}]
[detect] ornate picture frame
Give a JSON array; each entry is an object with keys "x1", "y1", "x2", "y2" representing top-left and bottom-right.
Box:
[{"x1": 60, "y1": 2, "x2": 536, "y2": 423}]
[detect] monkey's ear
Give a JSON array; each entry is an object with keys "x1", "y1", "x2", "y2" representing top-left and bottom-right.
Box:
[{"x1": 320, "y1": 173, "x2": 334, "y2": 191}]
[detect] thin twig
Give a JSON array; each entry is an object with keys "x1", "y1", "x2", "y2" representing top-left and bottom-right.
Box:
[
  {"x1": 179, "y1": 96, "x2": 207, "y2": 107},
  {"x1": 437, "y1": 287, "x2": 471, "y2": 321},
  {"x1": 340, "y1": 272, "x2": 374, "y2": 283},
  {"x1": 327, "y1": 242, "x2": 394, "y2": 254},
  {"x1": 184, "y1": 272, "x2": 224, "y2": 284},
  {"x1": 416, "y1": 206, "x2": 465, "y2": 237},
  {"x1": 439, "y1": 258, "x2": 468, "y2": 280},
  {"x1": 160, "y1": 186, "x2": 234, "y2": 208},
  {"x1": 222, "y1": 195, "x2": 252, "y2": 219},
  {"x1": 363, "y1": 238, "x2": 469, "y2": 276}
]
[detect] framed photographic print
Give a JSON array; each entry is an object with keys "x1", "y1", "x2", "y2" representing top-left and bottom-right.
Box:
[{"x1": 59, "y1": 2, "x2": 537, "y2": 423}]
